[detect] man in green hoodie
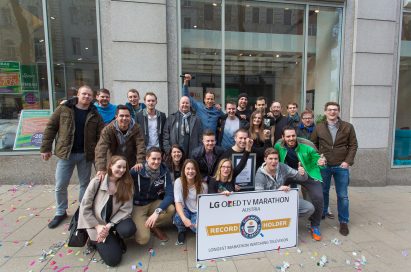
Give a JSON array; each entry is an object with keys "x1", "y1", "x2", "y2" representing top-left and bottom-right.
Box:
[{"x1": 274, "y1": 126, "x2": 325, "y2": 241}]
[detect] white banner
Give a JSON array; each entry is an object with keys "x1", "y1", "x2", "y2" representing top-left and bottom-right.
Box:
[{"x1": 196, "y1": 190, "x2": 298, "y2": 261}]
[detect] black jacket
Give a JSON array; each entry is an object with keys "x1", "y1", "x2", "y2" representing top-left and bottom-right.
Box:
[
  {"x1": 190, "y1": 145, "x2": 226, "y2": 178},
  {"x1": 136, "y1": 109, "x2": 167, "y2": 152}
]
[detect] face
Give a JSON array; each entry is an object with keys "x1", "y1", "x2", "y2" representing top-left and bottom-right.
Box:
[
  {"x1": 184, "y1": 162, "x2": 197, "y2": 180},
  {"x1": 265, "y1": 154, "x2": 279, "y2": 172},
  {"x1": 202, "y1": 135, "x2": 216, "y2": 153},
  {"x1": 220, "y1": 161, "x2": 232, "y2": 179},
  {"x1": 287, "y1": 104, "x2": 298, "y2": 116},
  {"x1": 110, "y1": 159, "x2": 127, "y2": 179},
  {"x1": 282, "y1": 129, "x2": 297, "y2": 148},
  {"x1": 77, "y1": 87, "x2": 93, "y2": 107},
  {"x1": 116, "y1": 109, "x2": 131, "y2": 130},
  {"x1": 301, "y1": 113, "x2": 314, "y2": 127},
  {"x1": 226, "y1": 103, "x2": 236, "y2": 117},
  {"x1": 97, "y1": 92, "x2": 110, "y2": 107},
  {"x1": 147, "y1": 151, "x2": 162, "y2": 170},
  {"x1": 255, "y1": 99, "x2": 266, "y2": 111},
  {"x1": 127, "y1": 92, "x2": 140, "y2": 106},
  {"x1": 144, "y1": 94, "x2": 157, "y2": 111},
  {"x1": 234, "y1": 131, "x2": 248, "y2": 149},
  {"x1": 252, "y1": 113, "x2": 262, "y2": 126},
  {"x1": 270, "y1": 102, "x2": 282, "y2": 117},
  {"x1": 204, "y1": 93, "x2": 215, "y2": 108},
  {"x1": 325, "y1": 105, "x2": 340, "y2": 121},
  {"x1": 179, "y1": 96, "x2": 190, "y2": 113},
  {"x1": 171, "y1": 148, "x2": 183, "y2": 163},
  {"x1": 238, "y1": 97, "x2": 248, "y2": 108}
]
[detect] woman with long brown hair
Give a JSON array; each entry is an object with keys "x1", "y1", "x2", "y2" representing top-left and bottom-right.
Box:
[
  {"x1": 78, "y1": 155, "x2": 136, "y2": 267},
  {"x1": 249, "y1": 110, "x2": 272, "y2": 168},
  {"x1": 173, "y1": 159, "x2": 207, "y2": 245},
  {"x1": 164, "y1": 144, "x2": 186, "y2": 182}
]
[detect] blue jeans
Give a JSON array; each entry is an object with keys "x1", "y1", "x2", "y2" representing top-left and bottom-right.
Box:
[
  {"x1": 55, "y1": 153, "x2": 92, "y2": 216},
  {"x1": 173, "y1": 207, "x2": 197, "y2": 233},
  {"x1": 321, "y1": 166, "x2": 350, "y2": 223}
]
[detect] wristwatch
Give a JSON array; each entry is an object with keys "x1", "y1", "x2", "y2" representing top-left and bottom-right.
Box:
[{"x1": 154, "y1": 208, "x2": 163, "y2": 215}]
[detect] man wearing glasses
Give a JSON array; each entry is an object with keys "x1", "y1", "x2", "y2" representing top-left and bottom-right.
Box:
[
  {"x1": 297, "y1": 110, "x2": 316, "y2": 139},
  {"x1": 311, "y1": 102, "x2": 358, "y2": 236}
]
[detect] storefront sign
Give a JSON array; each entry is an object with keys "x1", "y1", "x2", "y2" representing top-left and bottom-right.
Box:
[
  {"x1": 0, "y1": 61, "x2": 21, "y2": 94},
  {"x1": 196, "y1": 190, "x2": 298, "y2": 261},
  {"x1": 13, "y1": 110, "x2": 51, "y2": 150}
]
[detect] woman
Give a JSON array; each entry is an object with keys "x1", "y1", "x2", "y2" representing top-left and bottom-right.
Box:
[
  {"x1": 173, "y1": 159, "x2": 207, "y2": 245},
  {"x1": 78, "y1": 156, "x2": 136, "y2": 267},
  {"x1": 165, "y1": 144, "x2": 186, "y2": 182},
  {"x1": 249, "y1": 110, "x2": 272, "y2": 168}
]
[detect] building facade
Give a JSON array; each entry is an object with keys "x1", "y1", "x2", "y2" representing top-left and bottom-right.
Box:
[{"x1": 0, "y1": 0, "x2": 410, "y2": 185}]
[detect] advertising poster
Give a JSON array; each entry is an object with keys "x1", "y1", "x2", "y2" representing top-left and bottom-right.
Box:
[
  {"x1": 13, "y1": 110, "x2": 51, "y2": 150},
  {"x1": 196, "y1": 190, "x2": 298, "y2": 261},
  {"x1": 0, "y1": 61, "x2": 21, "y2": 94},
  {"x1": 21, "y1": 65, "x2": 40, "y2": 109}
]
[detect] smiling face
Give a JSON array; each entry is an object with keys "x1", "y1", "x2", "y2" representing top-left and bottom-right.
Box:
[
  {"x1": 220, "y1": 160, "x2": 232, "y2": 180},
  {"x1": 282, "y1": 129, "x2": 297, "y2": 148},
  {"x1": 110, "y1": 159, "x2": 127, "y2": 180},
  {"x1": 97, "y1": 92, "x2": 110, "y2": 107},
  {"x1": 179, "y1": 96, "x2": 191, "y2": 113},
  {"x1": 252, "y1": 112, "x2": 263, "y2": 126},
  {"x1": 202, "y1": 135, "x2": 216, "y2": 153},
  {"x1": 127, "y1": 91, "x2": 140, "y2": 107},
  {"x1": 270, "y1": 102, "x2": 282, "y2": 117},
  {"x1": 234, "y1": 131, "x2": 248, "y2": 150},
  {"x1": 171, "y1": 147, "x2": 183, "y2": 163},
  {"x1": 145, "y1": 94, "x2": 157, "y2": 111},
  {"x1": 204, "y1": 92, "x2": 215, "y2": 108},
  {"x1": 238, "y1": 97, "x2": 248, "y2": 109},
  {"x1": 226, "y1": 103, "x2": 236, "y2": 118},
  {"x1": 116, "y1": 109, "x2": 131, "y2": 131},
  {"x1": 77, "y1": 87, "x2": 93, "y2": 107},
  {"x1": 146, "y1": 151, "x2": 162, "y2": 170},
  {"x1": 264, "y1": 153, "x2": 279, "y2": 172},
  {"x1": 325, "y1": 105, "x2": 340, "y2": 122},
  {"x1": 184, "y1": 162, "x2": 197, "y2": 181}
]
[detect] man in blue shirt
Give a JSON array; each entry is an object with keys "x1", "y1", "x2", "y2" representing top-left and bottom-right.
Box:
[
  {"x1": 94, "y1": 88, "x2": 117, "y2": 125},
  {"x1": 182, "y1": 74, "x2": 223, "y2": 134}
]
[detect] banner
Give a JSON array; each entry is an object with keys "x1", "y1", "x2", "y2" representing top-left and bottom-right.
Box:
[
  {"x1": 196, "y1": 190, "x2": 298, "y2": 261},
  {"x1": 13, "y1": 110, "x2": 51, "y2": 150},
  {"x1": 0, "y1": 61, "x2": 21, "y2": 94}
]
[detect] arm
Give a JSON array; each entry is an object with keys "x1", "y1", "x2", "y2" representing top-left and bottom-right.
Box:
[
  {"x1": 94, "y1": 127, "x2": 111, "y2": 172},
  {"x1": 133, "y1": 126, "x2": 146, "y2": 169},
  {"x1": 344, "y1": 124, "x2": 358, "y2": 166},
  {"x1": 159, "y1": 170, "x2": 174, "y2": 211},
  {"x1": 310, "y1": 126, "x2": 319, "y2": 149},
  {"x1": 233, "y1": 151, "x2": 250, "y2": 178},
  {"x1": 40, "y1": 106, "x2": 62, "y2": 154},
  {"x1": 182, "y1": 85, "x2": 200, "y2": 111}
]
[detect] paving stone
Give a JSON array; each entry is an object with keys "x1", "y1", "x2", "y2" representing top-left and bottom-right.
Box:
[
  {"x1": 216, "y1": 260, "x2": 237, "y2": 272},
  {"x1": 148, "y1": 259, "x2": 188, "y2": 272}
]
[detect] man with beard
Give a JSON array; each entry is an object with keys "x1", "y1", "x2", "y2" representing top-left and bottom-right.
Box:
[
  {"x1": 95, "y1": 89, "x2": 117, "y2": 125},
  {"x1": 236, "y1": 93, "x2": 252, "y2": 121}
]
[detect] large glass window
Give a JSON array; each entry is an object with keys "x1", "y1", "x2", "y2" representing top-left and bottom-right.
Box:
[{"x1": 394, "y1": 12, "x2": 411, "y2": 166}]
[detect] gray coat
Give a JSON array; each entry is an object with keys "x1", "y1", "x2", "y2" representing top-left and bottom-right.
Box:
[{"x1": 254, "y1": 162, "x2": 308, "y2": 190}]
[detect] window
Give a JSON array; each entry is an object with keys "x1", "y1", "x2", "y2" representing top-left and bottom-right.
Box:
[
  {"x1": 266, "y1": 8, "x2": 273, "y2": 24},
  {"x1": 284, "y1": 9, "x2": 292, "y2": 26},
  {"x1": 204, "y1": 4, "x2": 213, "y2": 21},
  {"x1": 252, "y1": 7, "x2": 259, "y2": 24},
  {"x1": 72, "y1": 37, "x2": 81, "y2": 55}
]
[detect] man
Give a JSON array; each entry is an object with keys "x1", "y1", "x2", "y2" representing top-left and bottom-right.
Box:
[
  {"x1": 297, "y1": 110, "x2": 316, "y2": 139},
  {"x1": 182, "y1": 74, "x2": 223, "y2": 133},
  {"x1": 311, "y1": 102, "x2": 358, "y2": 236},
  {"x1": 267, "y1": 101, "x2": 288, "y2": 144},
  {"x1": 95, "y1": 105, "x2": 146, "y2": 179},
  {"x1": 40, "y1": 85, "x2": 104, "y2": 228},
  {"x1": 126, "y1": 89, "x2": 146, "y2": 122},
  {"x1": 236, "y1": 93, "x2": 252, "y2": 121},
  {"x1": 191, "y1": 130, "x2": 226, "y2": 179},
  {"x1": 217, "y1": 100, "x2": 249, "y2": 149},
  {"x1": 274, "y1": 126, "x2": 325, "y2": 241},
  {"x1": 286, "y1": 102, "x2": 300, "y2": 129},
  {"x1": 135, "y1": 92, "x2": 167, "y2": 152},
  {"x1": 254, "y1": 148, "x2": 314, "y2": 226},
  {"x1": 94, "y1": 88, "x2": 117, "y2": 125},
  {"x1": 163, "y1": 96, "x2": 203, "y2": 157}
]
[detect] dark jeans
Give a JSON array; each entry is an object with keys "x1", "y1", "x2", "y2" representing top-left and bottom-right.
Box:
[
  {"x1": 95, "y1": 218, "x2": 136, "y2": 267},
  {"x1": 285, "y1": 177, "x2": 324, "y2": 227}
]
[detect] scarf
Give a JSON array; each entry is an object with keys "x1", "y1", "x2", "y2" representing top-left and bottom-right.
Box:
[
  {"x1": 144, "y1": 162, "x2": 161, "y2": 183},
  {"x1": 180, "y1": 111, "x2": 191, "y2": 136},
  {"x1": 288, "y1": 113, "x2": 300, "y2": 124},
  {"x1": 114, "y1": 118, "x2": 136, "y2": 154},
  {"x1": 298, "y1": 122, "x2": 314, "y2": 134}
]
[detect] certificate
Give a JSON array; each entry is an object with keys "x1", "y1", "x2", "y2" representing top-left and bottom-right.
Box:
[{"x1": 232, "y1": 153, "x2": 256, "y2": 190}]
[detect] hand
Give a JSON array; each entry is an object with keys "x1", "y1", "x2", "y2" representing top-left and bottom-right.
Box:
[
  {"x1": 184, "y1": 74, "x2": 192, "y2": 85},
  {"x1": 41, "y1": 152, "x2": 52, "y2": 161},
  {"x1": 317, "y1": 154, "x2": 327, "y2": 166},
  {"x1": 263, "y1": 129, "x2": 271, "y2": 140},
  {"x1": 266, "y1": 112, "x2": 274, "y2": 117},
  {"x1": 215, "y1": 103, "x2": 222, "y2": 111},
  {"x1": 340, "y1": 162, "x2": 349, "y2": 169},
  {"x1": 245, "y1": 138, "x2": 254, "y2": 152},
  {"x1": 278, "y1": 185, "x2": 291, "y2": 192},
  {"x1": 96, "y1": 224, "x2": 109, "y2": 243},
  {"x1": 132, "y1": 163, "x2": 143, "y2": 171},
  {"x1": 297, "y1": 162, "x2": 305, "y2": 176},
  {"x1": 145, "y1": 212, "x2": 159, "y2": 228},
  {"x1": 234, "y1": 185, "x2": 241, "y2": 191},
  {"x1": 221, "y1": 190, "x2": 232, "y2": 196},
  {"x1": 182, "y1": 217, "x2": 193, "y2": 228},
  {"x1": 96, "y1": 171, "x2": 106, "y2": 181}
]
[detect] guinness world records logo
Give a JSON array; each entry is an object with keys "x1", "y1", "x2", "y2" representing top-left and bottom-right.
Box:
[{"x1": 240, "y1": 215, "x2": 262, "y2": 239}]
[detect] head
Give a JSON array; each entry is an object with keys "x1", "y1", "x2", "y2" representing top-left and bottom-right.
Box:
[
  {"x1": 202, "y1": 130, "x2": 216, "y2": 153},
  {"x1": 146, "y1": 147, "x2": 163, "y2": 170},
  {"x1": 115, "y1": 105, "x2": 132, "y2": 131},
  {"x1": 97, "y1": 89, "x2": 110, "y2": 107},
  {"x1": 250, "y1": 110, "x2": 263, "y2": 127},
  {"x1": 107, "y1": 155, "x2": 133, "y2": 202},
  {"x1": 237, "y1": 93, "x2": 248, "y2": 109},
  {"x1": 270, "y1": 101, "x2": 282, "y2": 117},
  {"x1": 76, "y1": 85, "x2": 93, "y2": 107},
  {"x1": 225, "y1": 100, "x2": 237, "y2": 118},
  {"x1": 127, "y1": 89, "x2": 140, "y2": 107},
  {"x1": 324, "y1": 102, "x2": 340, "y2": 122},
  {"x1": 213, "y1": 158, "x2": 234, "y2": 182},
  {"x1": 179, "y1": 96, "x2": 191, "y2": 113},
  {"x1": 180, "y1": 159, "x2": 203, "y2": 199},
  {"x1": 204, "y1": 91, "x2": 215, "y2": 108},
  {"x1": 301, "y1": 110, "x2": 314, "y2": 127},
  {"x1": 282, "y1": 126, "x2": 297, "y2": 148},
  {"x1": 234, "y1": 128, "x2": 250, "y2": 150},
  {"x1": 144, "y1": 92, "x2": 158, "y2": 111},
  {"x1": 287, "y1": 102, "x2": 298, "y2": 116},
  {"x1": 255, "y1": 96, "x2": 267, "y2": 112},
  {"x1": 170, "y1": 145, "x2": 184, "y2": 164},
  {"x1": 264, "y1": 148, "x2": 279, "y2": 172}
]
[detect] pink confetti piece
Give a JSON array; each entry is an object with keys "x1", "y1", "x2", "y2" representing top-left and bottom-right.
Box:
[
  {"x1": 50, "y1": 260, "x2": 56, "y2": 266},
  {"x1": 13, "y1": 240, "x2": 19, "y2": 244},
  {"x1": 83, "y1": 266, "x2": 89, "y2": 272},
  {"x1": 277, "y1": 246, "x2": 280, "y2": 253},
  {"x1": 53, "y1": 266, "x2": 59, "y2": 270},
  {"x1": 29, "y1": 260, "x2": 36, "y2": 266},
  {"x1": 58, "y1": 253, "x2": 63, "y2": 258},
  {"x1": 57, "y1": 265, "x2": 71, "y2": 272},
  {"x1": 67, "y1": 249, "x2": 74, "y2": 255}
]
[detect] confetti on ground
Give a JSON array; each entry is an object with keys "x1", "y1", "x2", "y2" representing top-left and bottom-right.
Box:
[
  {"x1": 352, "y1": 251, "x2": 357, "y2": 257},
  {"x1": 29, "y1": 260, "x2": 36, "y2": 266},
  {"x1": 260, "y1": 233, "x2": 264, "y2": 237},
  {"x1": 331, "y1": 238, "x2": 341, "y2": 245},
  {"x1": 83, "y1": 266, "x2": 89, "y2": 272},
  {"x1": 67, "y1": 249, "x2": 74, "y2": 255},
  {"x1": 50, "y1": 260, "x2": 56, "y2": 266},
  {"x1": 148, "y1": 248, "x2": 156, "y2": 256},
  {"x1": 196, "y1": 263, "x2": 207, "y2": 269},
  {"x1": 402, "y1": 250, "x2": 409, "y2": 257},
  {"x1": 138, "y1": 261, "x2": 143, "y2": 267},
  {"x1": 57, "y1": 265, "x2": 71, "y2": 272},
  {"x1": 377, "y1": 222, "x2": 382, "y2": 227},
  {"x1": 296, "y1": 248, "x2": 302, "y2": 254},
  {"x1": 317, "y1": 255, "x2": 328, "y2": 267},
  {"x1": 346, "y1": 259, "x2": 351, "y2": 265},
  {"x1": 160, "y1": 241, "x2": 166, "y2": 246},
  {"x1": 79, "y1": 258, "x2": 84, "y2": 262},
  {"x1": 24, "y1": 240, "x2": 33, "y2": 247},
  {"x1": 276, "y1": 261, "x2": 290, "y2": 271},
  {"x1": 131, "y1": 265, "x2": 137, "y2": 270}
]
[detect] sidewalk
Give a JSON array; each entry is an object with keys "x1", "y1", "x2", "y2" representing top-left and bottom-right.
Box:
[{"x1": 0, "y1": 184, "x2": 410, "y2": 272}]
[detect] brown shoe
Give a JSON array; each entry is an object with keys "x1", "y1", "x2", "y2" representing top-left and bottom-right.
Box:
[
  {"x1": 151, "y1": 227, "x2": 169, "y2": 242},
  {"x1": 339, "y1": 223, "x2": 349, "y2": 236}
]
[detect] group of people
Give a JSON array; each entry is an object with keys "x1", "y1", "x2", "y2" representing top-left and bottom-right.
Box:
[{"x1": 40, "y1": 74, "x2": 358, "y2": 267}]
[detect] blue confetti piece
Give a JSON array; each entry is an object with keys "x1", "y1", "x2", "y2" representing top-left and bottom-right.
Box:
[
  {"x1": 260, "y1": 233, "x2": 264, "y2": 237},
  {"x1": 138, "y1": 261, "x2": 143, "y2": 267}
]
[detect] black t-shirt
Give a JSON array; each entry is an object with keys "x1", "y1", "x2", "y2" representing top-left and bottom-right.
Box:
[
  {"x1": 285, "y1": 144, "x2": 299, "y2": 170},
  {"x1": 71, "y1": 107, "x2": 89, "y2": 153}
]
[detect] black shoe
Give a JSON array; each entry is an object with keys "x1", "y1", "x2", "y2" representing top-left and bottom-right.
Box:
[
  {"x1": 339, "y1": 223, "x2": 349, "y2": 236},
  {"x1": 48, "y1": 213, "x2": 67, "y2": 229},
  {"x1": 177, "y1": 231, "x2": 186, "y2": 245}
]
